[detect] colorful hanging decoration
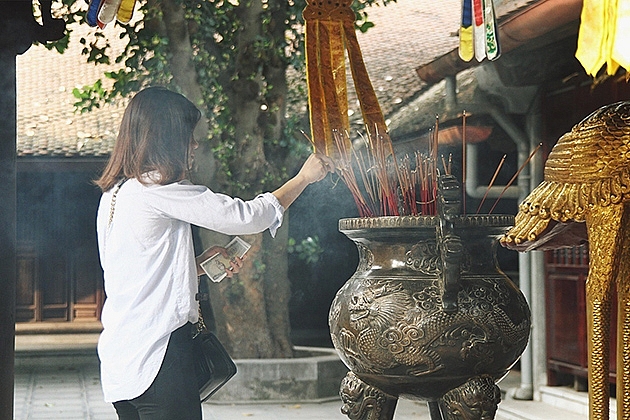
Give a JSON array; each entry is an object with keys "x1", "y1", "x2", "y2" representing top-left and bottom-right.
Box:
[
  {"x1": 116, "y1": 0, "x2": 136, "y2": 24},
  {"x1": 86, "y1": 0, "x2": 138, "y2": 28},
  {"x1": 459, "y1": 0, "x2": 500, "y2": 62},
  {"x1": 302, "y1": 0, "x2": 390, "y2": 158},
  {"x1": 575, "y1": 0, "x2": 630, "y2": 77},
  {"x1": 86, "y1": 0, "x2": 103, "y2": 27},
  {"x1": 459, "y1": 0, "x2": 473, "y2": 61}
]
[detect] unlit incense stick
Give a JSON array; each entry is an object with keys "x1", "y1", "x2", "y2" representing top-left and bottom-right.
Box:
[
  {"x1": 488, "y1": 143, "x2": 542, "y2": 214},
  {"x1": 300, "y1": 130, "x2": 316, "y2": 149},
  {"x1": 462, "y1": 111, "x2": 467, "y2": 214},
  {"x1": 433, "y1": 115, "x2": 439, "y2": 173},
  {"x1": 476, "y1": 154, "x2": 506, "y2": 214}
]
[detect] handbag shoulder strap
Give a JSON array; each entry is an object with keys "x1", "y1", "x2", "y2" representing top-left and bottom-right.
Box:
[
  {"x1": 194, "y1": 282, "x2": 210, "y2": 337},
  {"x1": 107, "y1": 178, "x2": 128, "y2": 229}
]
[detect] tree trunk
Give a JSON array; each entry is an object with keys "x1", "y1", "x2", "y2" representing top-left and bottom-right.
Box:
[
  {"x1": 206, "y1": 229, "x2": 289, "y2": 358},
  {"x1": 229, "y1": 0, "x2": 268, "y2": 188},
  {"x1": 157, "y1": 0, "x2": 295, "y2": 359},
  {"x1": 262, "y1": 212, "x2": 294, "y2": 357},
  {"x1": 157, "y1": 0, "x2": 215, "y2": 185},
  {"x1": 260, "y1": 0, "x2": 294, "y2": 357},
  {"x1": 207, "y1": 0, "x2": 295, "y2": 359}
]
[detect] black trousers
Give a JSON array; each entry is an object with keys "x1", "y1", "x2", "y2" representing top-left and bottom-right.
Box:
[{"x1": 113, "y1": 323, "x2": 202, "y2": 420}]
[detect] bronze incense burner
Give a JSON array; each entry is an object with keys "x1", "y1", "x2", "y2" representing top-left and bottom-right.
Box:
[{"x1": 329, "y1": 176, "x2": 531, "y2": 419}]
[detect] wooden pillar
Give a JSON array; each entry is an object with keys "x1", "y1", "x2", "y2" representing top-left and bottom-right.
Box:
[
  {"x1": 0, "y1": 3, "x2": 64, "y2": 418},
  {"x1": 0, "y1": 51, "x2": 17, "y2": 420}
]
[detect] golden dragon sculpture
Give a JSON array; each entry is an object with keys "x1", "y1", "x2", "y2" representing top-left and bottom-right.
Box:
[{"x1": 502, "y1": 101, "x2": 630, "y2": 420}]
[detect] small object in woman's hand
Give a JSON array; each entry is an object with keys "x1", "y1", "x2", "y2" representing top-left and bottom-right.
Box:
[{"x1": 200, "y1": 237, "x2": 251, "y2": 282}]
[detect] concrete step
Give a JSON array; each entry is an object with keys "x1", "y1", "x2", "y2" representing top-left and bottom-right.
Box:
[
  {"x1": 15, "y1": 332, "x2": 100, "y2": 369},
  {"x1": 16, "y1": 321, "x2": 102, "y2": 335}
]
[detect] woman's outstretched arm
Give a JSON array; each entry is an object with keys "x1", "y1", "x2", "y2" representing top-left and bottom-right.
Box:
[{"x1": 272, "y1": 153, "x2": 335, "y2": 209}]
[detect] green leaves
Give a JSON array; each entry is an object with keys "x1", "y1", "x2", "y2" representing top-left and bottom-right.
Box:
[
  {"x1": 61, "y1": 0, "x2": 394, "y2": 189},
  {"x1": 72, "y1": 80, "x2": 106, "y2": 113},
  {"x1": 79, "y1": 32, "x2": 111, "y2": 65},
  {"x1": 355, "y1": 10, "x2": 375, "y2": 33},
  {"x1": 287, "y1": 236, "x2": 323, "y2": 265}
]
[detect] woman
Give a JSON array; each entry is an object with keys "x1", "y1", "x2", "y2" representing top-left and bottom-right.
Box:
[{"x1": 95, "y1": 87, "x2": 334, "y2": 419}]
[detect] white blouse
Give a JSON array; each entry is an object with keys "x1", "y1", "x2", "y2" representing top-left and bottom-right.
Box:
[{"x1": 95, "y1": 176, "x2": 284, "y2": 402}]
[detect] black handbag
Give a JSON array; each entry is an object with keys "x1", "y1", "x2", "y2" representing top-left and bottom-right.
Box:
[
  {"x1": 192, "y1": 293, "x2": 237, "y2": 402},
  {"x1": 193, "y1": 330, "x2": 237, "y2": 402}
]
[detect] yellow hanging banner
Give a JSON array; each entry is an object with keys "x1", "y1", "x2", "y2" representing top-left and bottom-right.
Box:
[
  {"x1": 576, "y1": 0, "x2": 630, "y2": 76},
  {"x1": 302, "y1": 0, "x2": 389, "y2": 157}
]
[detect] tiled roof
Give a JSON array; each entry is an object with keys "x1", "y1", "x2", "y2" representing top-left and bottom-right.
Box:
[
  {"x1": 495, "y1": 0, "x2": 540, "y2": 20},
  {"x1": 16, "y1": 0, "x2": 532, "y2": 158},
  {"x1": 348, "y1": 0, "x2": 461, "y2": 130},
  {"x1": 16, "y1": 23, "x2": 127, "y2": 158}
]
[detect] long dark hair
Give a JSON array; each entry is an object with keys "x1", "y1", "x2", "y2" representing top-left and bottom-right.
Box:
[{"x1": 96, "y1": 87, "x2": 201, "y2": 191}]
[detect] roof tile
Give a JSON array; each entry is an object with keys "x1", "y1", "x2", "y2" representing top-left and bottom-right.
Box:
[
  {"x1": 16, "y1": 23, "x2": 126, "y2": 158},
  {"x1": 349, "y1": 0, "x2": 461, "y2": 127}
]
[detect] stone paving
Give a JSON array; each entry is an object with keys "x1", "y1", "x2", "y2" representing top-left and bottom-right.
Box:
[
  {"x1": 14, "y1": 365, "x2": 115, "y2": 420},
  {"x1": 13, "y1": 333, "x2": 589, "y2": 420},
  {"x1": 13, "y1": 362, "x2": 591, "y2": 420},
  {"x1": 13, "y1": 363, "x2": 430, "y2": 420}
]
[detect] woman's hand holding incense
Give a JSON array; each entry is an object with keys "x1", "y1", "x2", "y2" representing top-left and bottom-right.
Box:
[
  {"x1": 272, "y1": 153, "x2": 335, "y2": 209},
  {"x1": 298, "y1": 153, "x2": 335, "y2": 184}
]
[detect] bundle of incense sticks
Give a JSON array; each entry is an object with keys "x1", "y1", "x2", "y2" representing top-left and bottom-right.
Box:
[
  {"x1": 303, "y1": 114, "x2": 538, "y2": 218},
  {"x1": 332, "y1": 129, "x2": 438, "y2": 217}
]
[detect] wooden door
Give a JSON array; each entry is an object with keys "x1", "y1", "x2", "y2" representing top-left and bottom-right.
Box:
[
  {"x1": 546, "y1": 245, "x2": 617, "y2": 386},
  {"x1": 16, "y1": 171, "x2": 104, "y2": 323}
]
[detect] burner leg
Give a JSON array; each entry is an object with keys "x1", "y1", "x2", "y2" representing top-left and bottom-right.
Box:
[
  {"x1": 339, "y1": 372, "x2": 397, "y2": 420},
  {"x1": 427, "y1": 400, "x2": 444, "y2": 420},
  {"x1": 439, "y1": 375, "x2": 501, "y2": 419}
]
